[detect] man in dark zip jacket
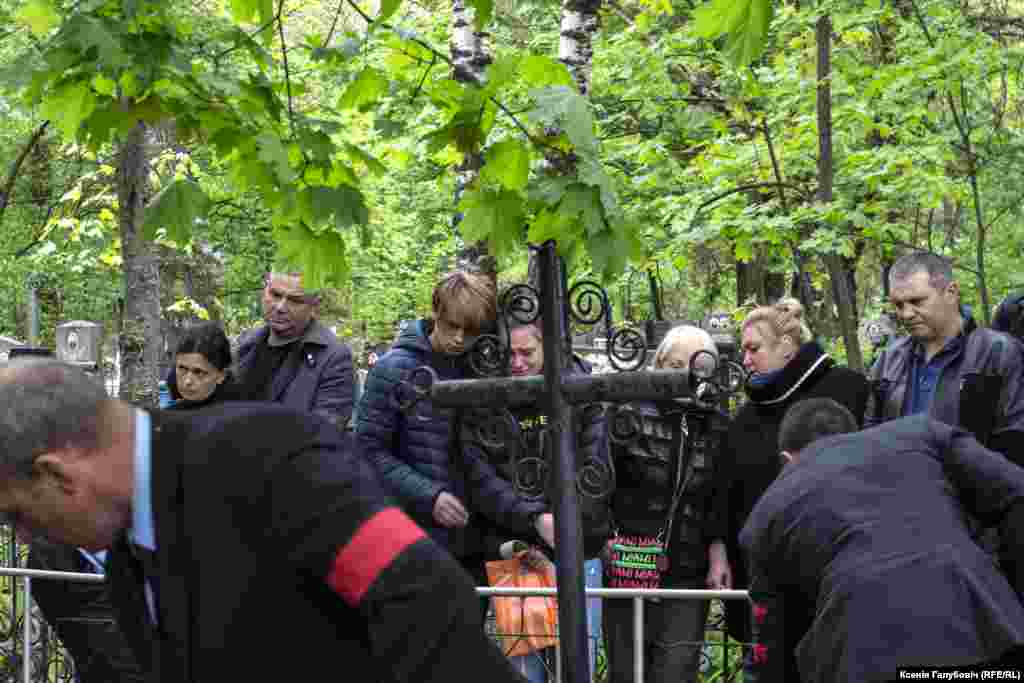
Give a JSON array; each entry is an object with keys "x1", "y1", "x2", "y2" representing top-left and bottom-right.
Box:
[
  {"x1": 866, "y1": 252, "x2": 1024, "y2": 463},
  {"x1": 356, "y1": 271, "x2": 550, "y2": 594},
  {"x1": 867, "y1": 252, "x2": 1024, "y2": 570}
]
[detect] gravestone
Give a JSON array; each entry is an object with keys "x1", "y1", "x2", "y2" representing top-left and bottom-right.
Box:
[{"x1": 56, "y1": 321, "x2": 103, "y2": 370}]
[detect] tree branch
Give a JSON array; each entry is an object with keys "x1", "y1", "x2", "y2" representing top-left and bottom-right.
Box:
[
  {"x1": 0, "y1": 120, "x2": 50, "y2": 221},
  {"x1": 325, "y1": 0, "x2": 346, "y2": 46},
  {"x1": 347, "y1": 1, "x2": 558, "y2": 154},
  {"x1": 277, "y1": 0, "x2": 298, "y2": 146},
  {"x1": 696, "y1": 181, "x2": 813, "y2": 213}
]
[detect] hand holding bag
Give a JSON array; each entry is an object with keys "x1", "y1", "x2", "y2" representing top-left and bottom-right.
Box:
[{"x1": 485, "y1": 550, "x2": 559, "y2": 657}]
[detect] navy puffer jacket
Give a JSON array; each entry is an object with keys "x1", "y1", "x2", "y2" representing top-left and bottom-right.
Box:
[{"x1": 356, "y1": 320, "x2": 543, "y2": 556}]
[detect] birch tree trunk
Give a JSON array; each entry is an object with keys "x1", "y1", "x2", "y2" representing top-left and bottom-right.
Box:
[
  {"x1": 558, "y1": 0, "x2": 601, "y2": 97},
  {"x1": 451, "y1": 0, "x2": 496, "y2": 278},
  {"x1": 118, "y1": 121, "x2": 163, "y2": 407},
  {"x1": 528, "y1": 0, "x2": 603, "y2": 288}
]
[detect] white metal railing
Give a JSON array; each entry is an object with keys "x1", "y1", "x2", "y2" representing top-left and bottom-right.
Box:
[
  {"x1": 0, "y1": 567, "x2": 751, "y2": 683},
  {"x1": 480, "y1": 586, "x2": 750, "y2": 683}
]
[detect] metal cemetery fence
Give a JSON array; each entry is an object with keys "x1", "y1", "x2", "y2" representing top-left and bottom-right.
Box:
[{"x1": 0, "y1": 555, "x2": 751, "y2": 683}]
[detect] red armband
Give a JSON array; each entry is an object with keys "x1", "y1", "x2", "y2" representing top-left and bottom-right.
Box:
[{"x1": 325, "y1": 507, "x2": 427, "y2": 606}]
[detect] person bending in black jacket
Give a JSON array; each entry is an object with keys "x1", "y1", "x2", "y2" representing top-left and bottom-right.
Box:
[
  {"x1": 742, "y1": 398, "x2": 1024, "y2": 682},
  {"x1": 0, "y1": 359, "x2": 527, "y2": 683}
]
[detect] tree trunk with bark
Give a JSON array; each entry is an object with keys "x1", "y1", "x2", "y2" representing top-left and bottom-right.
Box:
[
  {"x1": 528, "y1": 0, "x2": 603, "y2": 290},
  {"x1": 117, "y1": 122, "x2": 163, "y2": 407},
  {"x1": 817, "y1": 14, "x2": 864, "y2": 371},
  {"x1": 451, "y1": 0, "x2": 496, "y2": 279},
  {"x1": 559, "y1": 0, "x2": 601, "y2": 97}
]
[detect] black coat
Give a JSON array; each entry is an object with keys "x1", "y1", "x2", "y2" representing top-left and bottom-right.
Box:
[
  {"x1": 108, "y1": 403, "x2": 526, "y2": 683},
  {"x1": 740, "y1": 415, "x2": 1024, "y2": 683},
  {"x1": 720, "y1": 342, "x2": 869, "y2": 642},
  {"x1": 608, "y1": 399, "x2": 729, "y2": 583},
  {"x1": 236, "y1": 320, "x2": 355, "y2": 429}
]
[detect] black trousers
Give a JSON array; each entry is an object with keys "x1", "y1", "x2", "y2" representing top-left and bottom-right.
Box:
[{"x1": 602, "y1": 577, "x2": 710, "y2": 683}]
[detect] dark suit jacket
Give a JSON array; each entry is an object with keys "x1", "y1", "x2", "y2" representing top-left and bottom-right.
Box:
[
  {"x1": 28, "y1": 543, "x2": 145, "y2": 683},
  {"x1": 109, "y1": 403, "x2": 525, "y2": 683},
  {"x1": 740, "y1": 415, "x2": 1024, "y2": 683},
  {"x1": 237, "y1": 320, "x2": 355, "y2": 428}
]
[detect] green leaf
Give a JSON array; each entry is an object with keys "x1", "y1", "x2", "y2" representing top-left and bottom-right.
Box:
[
  {"x1": 692, "y1": 0, "x2": 773, "y2": 66},
  {"x1": 339, "y1": 68, "x2": 389, "y2": 111},
  {"x1": 258, "y1": 0, "x2": 274, "y2": 26},
  {"x1": 343, "y1": 143, "x2": 387, "y2": 176},
  {"x1": 561, "y1": 185, "x2": 605, "y2": 235},
  {"x1": 379, "y1": 0, "x2": 402, "y2": 21},
  {"x1": 15, "y1": 0, "x2": 60, "y2": 36},
  {"x1": 588, "y1": 230, "x2": 629, "y2": 281},
  {"x1": 531, "y1": 87, "x2": 593, "y2": 150},
  {"x1": 482, "y1": 139, "x2": 530, "y2": 192},
  {"x1": 70, "y1": 17, "x2": 131, "y2": 69},
  {"x1": 40, "y1": 80, "x2": 97, "y2": 139},
  {"x1": 458, "y1": 188, "x2": 525, "y2": 257},
  {"x1": 520, "y1": 55, "x2": 573, "y2": 88},
  {"x1": 302, "y1": 185, "x2": 370, "y2": 229},
  {"x1": 230, "y1": 0, "x2": 259, "y2": 23},
  {"x1": 142, "y1": 180, "x2": 210, "y2": 243},
  {"x1": 256, "y1": 132, "x2": 297, "y2": 183},
  {"x1": 298, "y1": 129, "x2": 334, "y2": 161},
  {"x1": 527, "y1": 207, "x2": 577, "y2": 245},
  {"x1": 467, "y1": 0, "x2": 494, "y2": 29},
  {"x1": 92, "y1": 74, "x2": 116, "y2": 96},
  {"x1": 482, "y1": 53, "x2": 520, "y2": 96},
  {"x1": 563, "y1": 94, "x2": 596, "y2": 156},
  {"x1": 577, "y1": 158, "x2": 620, "y2": 221},
  {"x1": 530, "y1": 176, "x2": 572, "y2": 206},
  {"x1": 272, "y1": 222, "x2": 350, "y2": 290}
]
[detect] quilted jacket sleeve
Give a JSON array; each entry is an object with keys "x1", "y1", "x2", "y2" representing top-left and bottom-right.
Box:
[{"x1": 355, "y1": 358, "x2": 443, "y2": 520}]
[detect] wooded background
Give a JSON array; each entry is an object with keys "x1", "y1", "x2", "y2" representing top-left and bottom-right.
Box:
[{"x1": 1, "y1": 0, "x2": 1021, "y2": 404}]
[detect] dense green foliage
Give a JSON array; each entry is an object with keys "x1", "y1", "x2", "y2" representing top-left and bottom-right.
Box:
[{"x1": 0, "y1": 0, "x2": 1021, "y2": 356}]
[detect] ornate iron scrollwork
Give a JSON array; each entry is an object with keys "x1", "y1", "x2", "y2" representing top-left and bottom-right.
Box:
[
  {"x1": 466, "y1": 333, "x2": 506, "y2": 378},
  {"x1": 608, "y1": 403, "x2": 642, "y2": 446},
  {"x1": 568, "y1": 279, "x2": 648, "y2": 371},
  {"x1": 396, "y1": 366, "x2": 438, "y2": 418}
]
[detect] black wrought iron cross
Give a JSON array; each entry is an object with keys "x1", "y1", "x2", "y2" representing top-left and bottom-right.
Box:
[{"x1": 397, "y1": 241, "x2": 743, "y2": 683}]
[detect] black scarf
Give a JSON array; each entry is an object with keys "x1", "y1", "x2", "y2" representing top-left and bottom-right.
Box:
[{"x1": 745, "y1": 341, "x2": 834, "y2": 406}]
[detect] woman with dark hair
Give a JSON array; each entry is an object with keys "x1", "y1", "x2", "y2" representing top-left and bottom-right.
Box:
[{"x1": 167, "y1": 321, "x2": 239, "y2": 409}]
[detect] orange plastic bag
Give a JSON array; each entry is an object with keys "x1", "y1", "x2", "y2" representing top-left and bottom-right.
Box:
[{"x1": 486, "y1": 552, "x2": 559, "y2": 657}]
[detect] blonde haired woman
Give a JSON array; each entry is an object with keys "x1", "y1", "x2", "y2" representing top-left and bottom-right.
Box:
[
  {"x1": 603, "y1": 324, "x2": 731, "y2": 683},
  {"x1": 720, "y1": 298, "x2": 869, "y2": 672}
]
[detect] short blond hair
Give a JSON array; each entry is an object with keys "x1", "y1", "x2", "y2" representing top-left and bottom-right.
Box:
[
  {"x1": 652, "y1": 325, "x2": 716, "y2": 369},
  {"x1": 742, "y1": 297, "x2": 812, "y2": 346},
  {"x1": 431, "y1": 271, "x2": 497, "y2": 333}
]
